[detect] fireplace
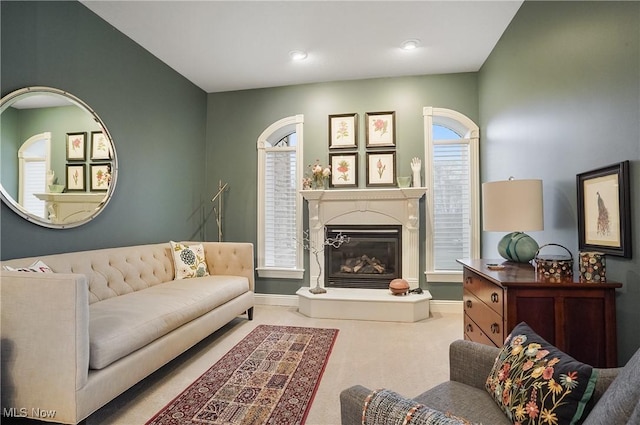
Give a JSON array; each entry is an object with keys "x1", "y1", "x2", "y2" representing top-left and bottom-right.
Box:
[
  {"x1": 301, "y1": 188, "x2": 426, "y2": 290},
  {"x1": 325, "y1": 225, "x2": 401, "y2": 289}
]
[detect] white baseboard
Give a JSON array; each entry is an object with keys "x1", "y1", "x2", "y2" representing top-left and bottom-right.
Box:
[
  {"x1": 254, "y1": 293, "x2": 298, "y2": 307},
  {"x1": 428, "y1": 300, "x2": 463, "y2": 314},
  {"x1": 254, "y1": 293, "x2": 462, "y2": 314}
]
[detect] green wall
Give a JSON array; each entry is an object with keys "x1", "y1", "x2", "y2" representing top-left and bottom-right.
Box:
[
  {"x1": 478, "y1": 1, "x2": 640, "y2": 364},
  {"x1": 206, "y1": 74, "x2": 479, "y2": 298},
  {"x1": 1, "y1": 1, "x2": 207, "y2": 259}
]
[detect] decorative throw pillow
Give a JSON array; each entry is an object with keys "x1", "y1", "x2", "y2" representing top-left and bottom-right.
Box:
[
  {"x1": 363, "y1": 388, "x2": 479, "y2": 425},
  {"x1": 2, "y1": 260, "x2": 53, "y2": 273},
  {"x1": 170, "y1": 241, "x2": 210, "y2": 279},
  {"x1": 485, "y1": 322, "x2": 598, "y2": 425}
]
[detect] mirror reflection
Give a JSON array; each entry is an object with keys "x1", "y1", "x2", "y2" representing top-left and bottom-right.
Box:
[{"x1": 0, "y1": 87, "x2": 117, "y2": 228}]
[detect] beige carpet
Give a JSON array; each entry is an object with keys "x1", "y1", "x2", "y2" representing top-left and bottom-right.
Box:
[{"x1": 85, "y1": 305, "x2": 463, "y2": 425}]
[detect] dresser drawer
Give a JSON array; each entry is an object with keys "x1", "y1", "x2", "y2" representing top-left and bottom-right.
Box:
[
  {"x1": 464, "y1": 290, "x2": 505, "y2": 347},
  {"x1": 464, "y1": 313, "x2": 497, "y2": 347},
  {"x1": 463, "y1": 269, "x2": 504, "y2": 316}
]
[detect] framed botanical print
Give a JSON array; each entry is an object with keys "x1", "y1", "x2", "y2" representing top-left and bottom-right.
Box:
[
  {"x1": 577, "y1": 160, "x2": 631, "y2": 257},
  {"x1": 66, "y1": 132, "x2": 87, "y2": 161},
  {"x1": 366, "y1": 111, "x2": 396, "y2": 148},
  {"x1": 329, "y1": 113, "x2": 358, "y2": 150},
  {"x1": 366, "y1": 151, "x2": 396, "y2": 187},
  {"x1": 91, "y1": 131, "x2": 111, "y2": 160},
  {"x1": 90, "y1": 163, "x2": 111, "y2": 191},
  {"x1": 329, "y1": 153, "x2": 358, "y2": 187},
  {"x1": 66, "y1": 164, "x2": 86, "y2": 191}
]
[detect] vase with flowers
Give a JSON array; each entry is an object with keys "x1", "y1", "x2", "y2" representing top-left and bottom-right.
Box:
[{"x1": 304, "y1": 160, "x2": 331, "y2": 190}]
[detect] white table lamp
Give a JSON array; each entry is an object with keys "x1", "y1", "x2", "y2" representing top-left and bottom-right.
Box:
[{"x1": 482, "y1": 178, "x2": 544, "y2": 263}]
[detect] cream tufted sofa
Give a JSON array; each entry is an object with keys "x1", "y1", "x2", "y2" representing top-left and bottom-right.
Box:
[{"x1": 0, "y1": 242, "x2": 255, "y2": 424}]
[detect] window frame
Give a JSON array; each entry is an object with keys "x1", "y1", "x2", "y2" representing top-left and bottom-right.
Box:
[
  {"x1": 256, "y1": 114, "x2": 305, "y2": 279},
  {"x1": 18, "y1": 132, "x2": 51, "y2": 218},
  {"x1": 423, "y1": 107, "x2": 480, "y2": 283}
]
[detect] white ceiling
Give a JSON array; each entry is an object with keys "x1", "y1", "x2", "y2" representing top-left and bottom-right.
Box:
[{"x1": 81, "y1": 1, "x2": 523, "y2": 93}]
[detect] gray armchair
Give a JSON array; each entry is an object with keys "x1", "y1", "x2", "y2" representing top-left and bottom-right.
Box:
[{"x1": 341, "y1": 339, "x2": 633, "y2": 425}]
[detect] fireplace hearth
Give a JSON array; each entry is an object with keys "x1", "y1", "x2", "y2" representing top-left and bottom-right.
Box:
[{"x1": 325, "y1": 225, "x2": 401, "y2": 289}]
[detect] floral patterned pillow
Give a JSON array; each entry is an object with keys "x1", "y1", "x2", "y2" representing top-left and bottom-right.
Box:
[
  {"x1": 486, "y1": 322, "x2": 597, "y2": 425},
  {"x1": 170, "y1": 241, "x2": 210, "y2": 279}
]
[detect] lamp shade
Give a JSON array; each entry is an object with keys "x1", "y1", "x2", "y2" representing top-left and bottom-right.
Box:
[{"x1": 482, "y1": 179, "x2": 544, "y2": 232}]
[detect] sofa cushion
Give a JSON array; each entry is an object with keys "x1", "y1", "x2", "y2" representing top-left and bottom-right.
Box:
[
  {"x1": 170, "y1": 241, "x2": 210, "y2": 279},
  {"x1": 2, "y1": 259, "x2": 53, "y2": 273},
  {"x1": 363, "y1": 388, "x2": 480, "y2": 425},
  {"x1": 486, "y1": 322, "x2": 597, "y2": 425},
  {"x1": 414, "y1": 381, "x2": 512, "y2": 425},
  {"x1": 582, "y1": 346, "x2": 640, "y2": 425},
  {"x1": 89, "y1": 275, "x2": 249, "y2": 369}
]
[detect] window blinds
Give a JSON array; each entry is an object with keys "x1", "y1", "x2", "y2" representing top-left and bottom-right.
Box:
[
  {"x1": 23, "y1": 159, "x2": 46, "y2": 217},
  {"x1": 264, "y1": 148, "x2": 297, "y2": 268},
  {"x1": 433, "y1": 143, "x2": 471, "y2": 270}
]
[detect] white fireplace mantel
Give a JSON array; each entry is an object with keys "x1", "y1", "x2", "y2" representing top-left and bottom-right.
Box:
[{"x1": 301, "y1": 187, "x2": 427, "y2": 289}]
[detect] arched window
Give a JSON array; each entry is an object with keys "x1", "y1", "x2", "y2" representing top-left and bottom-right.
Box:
[
  {"x1": 423, "y1": 107, "x2": 479, "y2": 282},
  {"x1": 19, "y1": 132, "x2": 51, "y2": 218},
  {"x1": 256, "y1": 115, "x2": 304, "y2": 279}
]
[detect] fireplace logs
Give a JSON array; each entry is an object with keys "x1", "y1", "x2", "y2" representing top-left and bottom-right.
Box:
[
  {"x1": 340, "y1": 255, "x2": 386, "y2": 274},
  {"x1": 325, "y1": 224, "x2": 401, "y2": 289}
]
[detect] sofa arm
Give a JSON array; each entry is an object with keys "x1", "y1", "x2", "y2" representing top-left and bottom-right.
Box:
[
  {"x1": 340, "y1": 385, "x2": 372, "y2": 425},
  {"x1": 1, "y1": 271, "x2": 90, "y2": 423},
  {"x1": 202, "y1": 242, "x2": 255, "y2": 291},
  {"x1": 449, "y1": 339, "x2": 500, "y2": 390}
]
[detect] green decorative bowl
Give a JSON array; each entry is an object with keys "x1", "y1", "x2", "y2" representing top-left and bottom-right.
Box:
[
  {"x1": 48, "y1": 184, "x2": 65, "y2": 193},
  {"x1": 397, "y1": 176, "x2": 411, "y2": 188}
]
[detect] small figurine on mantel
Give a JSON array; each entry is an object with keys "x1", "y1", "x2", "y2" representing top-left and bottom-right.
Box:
[{"x1": 411, "y1": 157, "x2": 421, "y2": 187}]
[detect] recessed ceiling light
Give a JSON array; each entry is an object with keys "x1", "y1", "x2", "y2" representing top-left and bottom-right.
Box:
[
  {"x1": 289, "y1": 50, "x2": 308, "y2": 61},
  {"x1": 401, "y1": 39, "x2": 420, "y2": 50}
]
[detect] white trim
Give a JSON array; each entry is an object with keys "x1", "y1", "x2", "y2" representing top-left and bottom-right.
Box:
[
  {"x1": 18, "y1": 132, "x2": 51, "y2": 217},
  {"x1": 423, "y1": 107, "x2": 480, "y2": 273},
  {"x1": 256, "y1": 114, "x2": 304, "y2": 278},
  {"x1": 429, "y1": 300, "x2": 463, "y2": 315},
  {"x1": 425, "y1": 270, "x2": 463, "y2": 283},
  {"x1": 256, "y1": 267, "x2": 304, "y2": 279},
  {"x1": 255, "y1": 293, "x2": 299, "y2": 307}
]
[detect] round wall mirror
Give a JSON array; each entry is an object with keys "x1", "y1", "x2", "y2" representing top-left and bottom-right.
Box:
[{"x1": 0, "y1": 87, "x2": 117, "y2": 229}]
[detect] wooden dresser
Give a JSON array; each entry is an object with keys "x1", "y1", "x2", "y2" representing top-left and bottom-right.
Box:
[{"x1": 458, "y1": 259, "x2": 622, "y2": 368}]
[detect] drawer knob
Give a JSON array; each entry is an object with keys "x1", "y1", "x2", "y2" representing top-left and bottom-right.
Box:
[
  {"x1": 465, "y1": 300, "x2": 473, "y2": 308},
  {"x1": 491, "y1": 323, "x2": 500, "y2": 334},
  {"x1": 465, "y1": 277, "x2": 472, "y2": 285},
  {"x1": 466, "y1": 324, "x2": 473, "y2": 332},
  {"x1": 491, "y1": 292, "x2": 499, "y2": 303}
]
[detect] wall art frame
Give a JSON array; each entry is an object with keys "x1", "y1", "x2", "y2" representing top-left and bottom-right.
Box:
[
  {"x1": 577, "y1": 160, "x2": 631, "y2": 258},
  {"x1": 328, "y1": 113, "x2": 358, "y2": 150},
  {"x1": 366, "y1": 151, "x2": 396, "y2": 187},
  {"x1": 365, "y1": 111, "x2": 396, "y2": 148},
  {"x1": 329, "y1": 153, "x2": 358, "y2": 188},
  {"x1": 90, "y1": 163, "x2": 111, "y2": 191},
  {"x1": 66, "y1": 164, "x2": 86, "y2": 191},
  {"x1": 66, "y1": 132, "x2": 87, "y2": 161},
  {"x1": 91, "y1": 131, "x2": 111, "y2": 160}
]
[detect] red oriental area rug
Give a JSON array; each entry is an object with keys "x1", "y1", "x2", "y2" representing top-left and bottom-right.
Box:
[{"x1": 146, "y1": 325, "x2": 339, "y2": 425}]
